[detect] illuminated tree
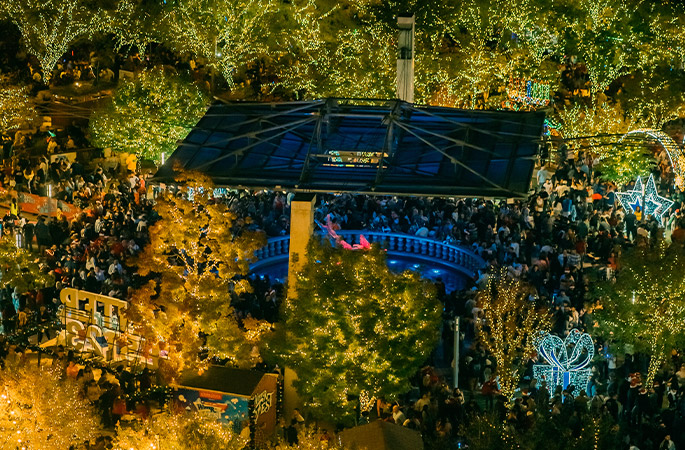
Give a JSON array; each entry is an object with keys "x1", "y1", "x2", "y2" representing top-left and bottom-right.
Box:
[
  {"x1": 593, "y1": 142, "x2": 656, "y2": 186},
  {"x1": 162, "y1": 0, "x2": 279, "y2": 86},
  {"x1": 594, "y1": 238, "x2": 685, "y2": 385},
  {"x1": 0, "y1": 78, "x2": 38, "y2": 134},
  {"x1": 553, "y1": 0, "x2": 648, "y2": 96},
  {"x1": 476, "y1": 270, "x2": 552, "y2": 400},
  {"x1": 0, "y1": 237, "x2": 53, "y2": 292},
  {"x1": 94, "y1": 0, "x2": 163, "y2": 53},
  {"x1": 89, "y1": 67, "x2": 209, "y2": 162},
  {"x1": 618, "y1": 67, "x2": 685, "y2": 130},
  {"x1": 111, "y1": 410, "x2": 247, "y2": 450},
  {"x1": 275, "y1": 0, "x2": 396, "y2": 100},
  {"x1": 554, "y1": 102, "x2": 656, "y2": 184},
  {"x1": 463, "y1": 412, "x2": 620, "y2": 450},
  {"x1": 270, "y1": 239, "x2": 441, "y2": 425},
  {"x1": 4, "y1": 0, "x2": 91, "y2": 82},
  {"x1": 0, "y1": 365, "x2": 102, "y2": 449},
  {"x1": 556, "y1": 103, "x2": 636, "y2": 148},
  {"x1": 127, "y1": 172, "x2": 267, "y2": 376}
]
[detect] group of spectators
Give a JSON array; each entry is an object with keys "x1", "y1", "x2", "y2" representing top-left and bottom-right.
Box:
[
  {"x1": 223, "y1": 142, "x2": 685, "y2": 450},
  {"x1": 0, "y1": 151, "x2": 151, "y2": 337},
  {"x1": 323, "y1": 146, "x2": 685, "y2": 449},
  {"x1": 150, "y1": 144, "x2": 685, "y2": 449},
  {"x1": 2, "y1": 123, "x2": 685, "y2": 449}
]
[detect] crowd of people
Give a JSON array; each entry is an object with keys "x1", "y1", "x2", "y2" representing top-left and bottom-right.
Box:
[
  {"x1": 1, "y1": 129, "x2": 685, "y2": 450},
  {"x1": 328, "y1": 146, "x2": 685, "y2": 449}
]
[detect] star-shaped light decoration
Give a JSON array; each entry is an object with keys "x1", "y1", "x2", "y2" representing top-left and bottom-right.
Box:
[{"x1": 616, "y1": 174, "x2": 674, "y2": 221}]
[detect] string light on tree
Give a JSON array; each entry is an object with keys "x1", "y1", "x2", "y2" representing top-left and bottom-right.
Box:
[
  {"x1": 0, "y1": 365, "x2": 102, "y2": 449},
  {"x1": 89, "y1": 67, "x2": 209, "y2": 162},
  {"x1": 594, "y1": 238, "x2": 685, "y2": 386},
  {"x1": 270, "y1": 238, "x2": 442, "y2": 426},
  {"x1": 5, "y1": 0, "x2": 91, "y2": 82},
  {"x1": 111, "y1": 410, "x2": 247, "y2": 450},
  {"x1": 476, "y1": 269, "x2": 552, "y2": 401},
  {"x1": 0, "y1": 80, "x2": 37, "y2": 133},
  {"x1": 127, "y1": 171, "x2": 267, "y2": 377}
]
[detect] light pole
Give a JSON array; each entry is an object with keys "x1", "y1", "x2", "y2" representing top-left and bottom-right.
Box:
[
  {"x1": 14, "y1": 229, "x2": 22, "y2": 249},
  {"x1": 453, "y1": 318, "x2": 460, "y2": 389},
  {"x1": 47, "y1": 183, "x2": 53, "y2": 218}
]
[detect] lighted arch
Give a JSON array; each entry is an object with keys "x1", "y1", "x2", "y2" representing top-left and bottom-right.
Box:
[{"x1": 620, "y1": 128, "x2": 685, "y2": 189}]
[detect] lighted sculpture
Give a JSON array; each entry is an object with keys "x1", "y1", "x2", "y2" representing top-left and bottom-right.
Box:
[
  {"x1": 616, "y1": 174, "x2": 674, "y2": 222},
  {"x1": 533, "y1": 329, "x2": 594, "y2": 395}
]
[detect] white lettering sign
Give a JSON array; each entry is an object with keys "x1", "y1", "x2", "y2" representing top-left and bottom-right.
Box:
[
  {"x1": 58, "y1": 288, "x2": 157, "y2": 366},
  {"x1": 252, "y1": 390, "x2": 273, "y2": 417}
]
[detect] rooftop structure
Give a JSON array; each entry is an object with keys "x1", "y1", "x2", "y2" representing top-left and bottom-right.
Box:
[{"x1": 154, "y1": 98, "x2": 545, "y2": 198}]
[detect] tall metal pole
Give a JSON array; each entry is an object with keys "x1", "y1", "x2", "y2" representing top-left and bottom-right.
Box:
[{"x1": 453, "y1": 317, "x2": 460, "y2": 389}]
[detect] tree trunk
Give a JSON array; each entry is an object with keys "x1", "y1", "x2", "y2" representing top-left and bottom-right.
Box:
[{"x1": 646, "y1": 352, "x2": 664, "y2": 387}]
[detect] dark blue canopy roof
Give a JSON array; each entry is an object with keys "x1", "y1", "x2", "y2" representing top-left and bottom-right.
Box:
[{"x1": 154, "y1": 99, "x2": 546, "y2": 197}]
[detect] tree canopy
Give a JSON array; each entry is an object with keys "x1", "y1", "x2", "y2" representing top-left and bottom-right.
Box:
[
  {"x1": 593, "y1": 237, "x2": 685, "y2": 384},
  {"x1": 126, "y1": 172, "x2": 267, "y2": 376},
  {"x1": 2, "y1": 0, "x2": 93, "y2": 81},
  {"x1": 476, "y1": 270, "x2": 552, "y2": 400},
  {"x1": 111, "y1": 410, "x2": 247, "y2": 450},
  {"x1": 270, "y1": 238, "x2": 442, "y2": 425},
  {"x1": 89, "y1": 67, "x2": 209, "y2": 161},
  {"x1": 0, "y1": 365, "x2": 102, "y2": 449},
  {"x1": 0, "y1": 75, "x2": 38, "y2": 134}
]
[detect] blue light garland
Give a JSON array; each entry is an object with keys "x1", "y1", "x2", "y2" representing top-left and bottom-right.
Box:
[{"x1": 533, "y1": 329, "x2": 594, "y2": 395}]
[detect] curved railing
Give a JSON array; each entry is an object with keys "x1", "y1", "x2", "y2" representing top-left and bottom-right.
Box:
[{"x1": 251, "y1": 231, "x2": 485, "y2": 279}]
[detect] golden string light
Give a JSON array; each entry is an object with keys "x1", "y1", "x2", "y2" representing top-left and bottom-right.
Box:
[
  {"x1": 162, "y1": 0, "x2": 279, "y2": 87},
  {"x1": 477, "y1": 269, "x2": 552, "y2": 401},
  {"x1": 0, "y1": 365, "x2": 101, "y2": 450},
  {"x1": 127, "y1": 173, "x2": 267, "y2": 376},
  {"x1": 595, "y1": 238, "x2": 685, "y2": 386},
  {"x1": 0, "y1": 80, "x2": 37, "y2": 134},
  {"x1": 111, "y1": 410, "x2": 247, "y2": 450},
  {"x1": 5, "y1": 0, "x2": 91, "y2": 82},
  {"x1": 89, "y1": 67, "x2": 209, "y2": 161}
]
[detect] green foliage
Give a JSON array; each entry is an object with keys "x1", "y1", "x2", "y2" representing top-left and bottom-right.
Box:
[
  {"x1": 0, "y1": 76, "x2": 38, "y2": 134},
  {"x1": 111, "y1": 410, "x2": 247, "y2": 450},
  {"x1": 462, "y1": 412, "x2": 621, "y2": 450},
  {"x1": 127, "y1": 171, "x2": 266, "y2": 375},
  {"x1": 0, "y1": 237, "x2": 53, "y2": 292},
  {"x1": 0, "y1": 365, "x2": 102, "y2": 449},
  {"x1": 593, "y1": 238, "x2": 685, "y2": 383},
  {"x1": 594, "y1": 142, "x2": 656, "y2": 185},
  {"x1": 89, "y1": 67, "x2": 209, "y2": 161},
  {"x1": 270, "y1": 238, "x2": 442, "y2": 426}
]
